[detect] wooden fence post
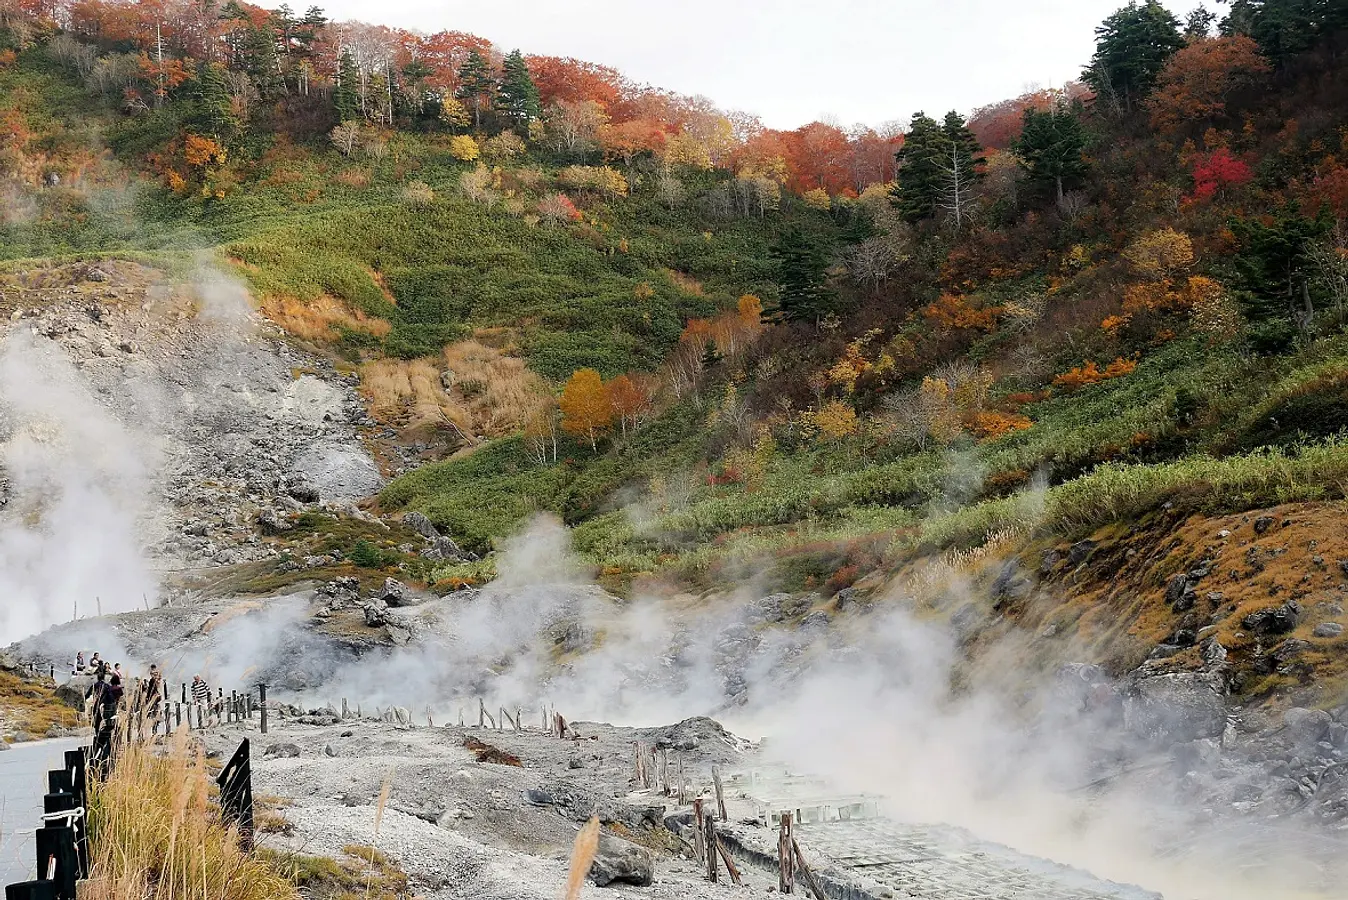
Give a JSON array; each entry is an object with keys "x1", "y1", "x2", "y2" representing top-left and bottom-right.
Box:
[
  {"x1": 692, "y1": 798, "x2": 705, "y2": 863},
  {"x1": 779, "y1": 812, "x2": 794, "y2": 893},
  {"x1": 712, "y1": 766, "x2": 727, "y2": 821},
  {"x1": 705, "y1": 814, "x2": 718, "y2": 883},
  {"x1": 259, "y1": 684, "x2": 268, "y2": 735}
]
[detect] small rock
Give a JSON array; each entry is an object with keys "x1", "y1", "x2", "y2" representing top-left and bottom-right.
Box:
[
  {"x1": 380, "y1": 577, "x2": 415, "y2": 608},
  {"x1": 1068, "y1": 540, "x2": 1096, "y2": 565},
  {"x1": 525, "y1": 789, "x2": 555, "y2": 806},
  {"x1": 264, "y1": 742, "x2": 301, "y2": 758},
  {"x1": 1254, "y1": 516, "x2": 1275, "y2": 535},
  {"x1": 323, "y1": 744, "x2": 337, "y2": 757},
  {"x1": 1313, "y1": 622, "x2": 1343, "y2": 638},
  {"x1": 403, "y1": 511, "x2": 439, "y2": 539}
]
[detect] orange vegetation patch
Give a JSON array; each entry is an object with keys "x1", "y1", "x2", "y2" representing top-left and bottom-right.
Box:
[{"x1": 261, "y1": 295, "x2": 391, "y2": 342}]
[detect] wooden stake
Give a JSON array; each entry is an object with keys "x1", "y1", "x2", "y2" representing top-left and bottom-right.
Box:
[
  {"x1": 717, "y1": 838, "x2": 743, "y2": 886},
  {"x1": 712, "y1": 766, "x2": 728, "y2": 821},
  {"x1": 660, "y1": 748, "x2": 669, "y2": 796},
  {"x1": 779, "y1": 813, "x2": 794, "y2": 894},
  {"x1": 677, "y1": 754, "x2": 686, "y2": 805},
  {"x1": 792, "y1": 838, "x2": 826, "y2": 900}
]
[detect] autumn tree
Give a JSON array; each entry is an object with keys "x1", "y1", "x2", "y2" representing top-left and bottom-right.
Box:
[
  {"x1": 1146, "y1": 35, "x2": 1271, "y2": 134},
  {"x1": 1188, "y1": 147, "x2": 1253, "y2": 201},
  {"x1": 559, "y1": 368, "x2": 614, "y2": 450},
  {"x1": 497, "y1": 49, "x2": 541, "y2": 131},
  {"x1": 545, "y1": 99, "x2": 607, "y2": 157},
  {"x1": 1012, "y1": 105, "x2": 1089, "y2": 204},
  {"x1": 598, "y1": 119, "x2": 666, "y2": 169},
  {"x1": 1084, "y1": 1, "x2": 1185, "y2": 114},
  {"x1": 604, "y1": 374, "x2": 651, "y2": 438}
]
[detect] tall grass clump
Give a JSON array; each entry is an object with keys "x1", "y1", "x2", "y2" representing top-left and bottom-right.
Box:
[{"x1": 83, "y1": 727, "x2": 298, "y2": 900}]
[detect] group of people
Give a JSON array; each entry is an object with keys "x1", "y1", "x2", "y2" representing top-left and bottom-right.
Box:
[{"x1": 76, "y1": 650, "x2": 220, "y2": 772}]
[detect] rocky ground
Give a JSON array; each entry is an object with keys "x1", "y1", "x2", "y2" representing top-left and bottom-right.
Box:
[
  {"x1": 192, "y1": 702, "x2": 1348, "y2": 900},
  {"x1": 0, "y1": 260, "x2": 385, "y2": 575}
]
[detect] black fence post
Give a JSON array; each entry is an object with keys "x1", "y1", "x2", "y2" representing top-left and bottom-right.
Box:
[
  {"x1": 34, "y1": 823, "x2": 77, "y2": 899},
  {"x1": 216, "y1": 739, "x2": 254, "y2": 853},
  {"x1": 5, "y1": 880, "x2": 58, "y2": 899},
  {"x1": 259, "y1": 684, "x2": 268, "y2": 735}
]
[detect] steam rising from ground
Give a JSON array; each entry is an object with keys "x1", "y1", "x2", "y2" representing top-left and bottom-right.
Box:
[
  {"x1": 0, "y1": 329, "x2": 158, "y2": 643},
  {"x1": 259, "y1": 515, "x2": 1337, "y2": 900}
]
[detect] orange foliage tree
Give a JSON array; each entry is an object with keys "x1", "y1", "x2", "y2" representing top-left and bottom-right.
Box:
[
  {"x1": 559, "y1": 368, "x2": 614, "y2": 450},
  {"x1": 1147, "y1": 36, "x2": 1270, "y2": 134},
  {"x1": 923, "y1": 294, "x2": 1002, "y2": 332},
  {"x1": 604, "y1": 373, "x2": 651, "y2": 438}
]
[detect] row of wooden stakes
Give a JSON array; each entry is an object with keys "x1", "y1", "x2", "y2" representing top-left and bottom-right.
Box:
[{"x1": 630, "y1": 742, "x2": 826, "y2": 897}]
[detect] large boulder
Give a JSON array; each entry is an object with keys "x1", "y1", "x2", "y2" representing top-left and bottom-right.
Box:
[
  {"x1": 589, "y1": 834, "x2": 654, "y2": 887},
  {"x1": 1242, "y1": 601, "x2": 1302, "y2": 636},
  {"x1": 1123, "y1": 671, "x2": 1227, "y2": 744},
  {"x1": 289, "y1": 443, "x2": 383, "y2": 503}
]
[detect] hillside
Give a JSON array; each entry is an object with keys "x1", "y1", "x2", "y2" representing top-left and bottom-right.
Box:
[{"x1": 1, "y1": 0, "x2": 1346, "y2": 704}]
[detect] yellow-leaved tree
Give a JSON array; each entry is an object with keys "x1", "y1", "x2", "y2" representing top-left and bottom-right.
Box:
[
  {"x1": 559, "y1": 368, "x2": 614, "y2": 450},
  {"x1": 449, "y1": 134, "x2": 481, "y2": 162}
]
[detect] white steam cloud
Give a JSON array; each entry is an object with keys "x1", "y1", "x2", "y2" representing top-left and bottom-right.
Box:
[{"x1": 0, "y1": 329, "x2": 159, "y2": 643}]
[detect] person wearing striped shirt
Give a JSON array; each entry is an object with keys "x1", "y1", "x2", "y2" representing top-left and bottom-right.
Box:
[{"x1": 191, "y1": 674, "x2": 213, "y2": 724}]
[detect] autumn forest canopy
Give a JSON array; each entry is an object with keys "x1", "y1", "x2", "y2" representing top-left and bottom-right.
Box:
[{"x1": 2, "y1": 0, "x2": 1348, "y2": 591}]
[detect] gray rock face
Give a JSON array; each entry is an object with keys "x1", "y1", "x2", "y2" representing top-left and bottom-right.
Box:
[
  {"x1": 1313, "y1": 622, "x2": 1344, "y2": 639},
  {"x1": 589, "y1": 834, "x2": 654, "y2": 887},
  {"x1": 1124, "y1": 671, "x2": 1227, "y2": 744},
  {"x1": 1284, "y1": 707, "x2": 1332, "y2": 745},
  {"x1": 290, "y1": 443, "x2": 384, "y2": 503}
]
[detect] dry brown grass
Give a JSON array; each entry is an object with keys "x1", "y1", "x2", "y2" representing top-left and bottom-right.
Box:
[
  {"x1": 359, "y1": 341, "x2": 549, "y2": 439},
  {"x1": 261, "y1": 295, "x2": 391, "y2": 342},
  {"x1": 442, "y1": 339, "x2": 549, "y2": 437},
  {"x1": 360, "y1": 358, "x2": 468, "y2": 433},
  {"x1": 662, "y1": 269, "x2": 705, "y2": 296},
  {"x1": 83, "y1": 728, "x2": 299, "y2": 900},
  {"x1": 565, "y1": 817, "x2": 601, "y2": 900},
  {"x1": 0, "y1": 669, "x2": 79, "y2": 739}
]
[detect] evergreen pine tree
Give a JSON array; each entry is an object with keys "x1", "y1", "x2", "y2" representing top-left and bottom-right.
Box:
[
  {"x1": 456, "y1": 50, "x2": 496, "y2": 132},
  {"x1": 891, "y1": 112, "x2": 947, "y2": 223},
  {"x1": 1084, "y1": 1, "x2": 1184, "y2": 113},
  {"x1": 1222, "y1": 0, "x2": 1348, "y2": 63},
  {"x1": 497, "y1": 50, "x2": 541, "y2": 131},
  {"x1": 189, "y1": 61, "x2": 239, "y2": 139},
  {"x1": 771, "y1": 227, "x2": 833, "y2": 324},
  {"x1": 334, "y1": 50, "x2": 359, "y2": 121},
  {"x1": 1231, "y1": 203, "x2": 1332, "y2": 343},
  {"x1": 1012, "y1": 106, "x2": 1089, "y2": 204}
]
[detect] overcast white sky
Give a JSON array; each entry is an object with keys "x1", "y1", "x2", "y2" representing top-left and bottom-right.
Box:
[{"x1": 322, "y1": 0, "x2": 1218, "y2": 129}]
